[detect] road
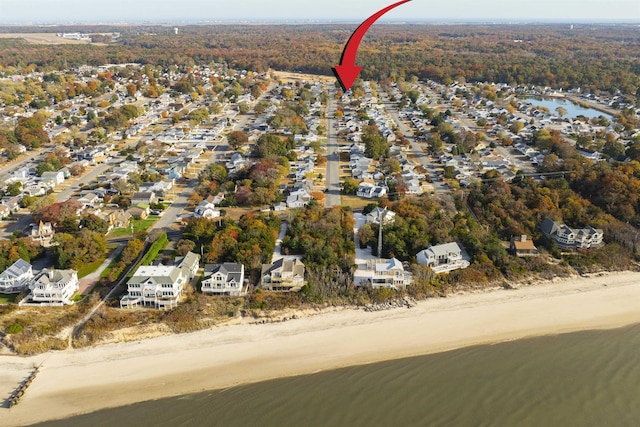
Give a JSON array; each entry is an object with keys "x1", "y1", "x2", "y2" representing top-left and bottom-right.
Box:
[
  {"x1": 325, "y1": 87, "x2": 342, "y2": 208},
  {"x1": 1, "y1": 157, "x2": 117, "y2": 239},
  {"x1": 147, "y1": 82, "x2": 278, "y2": 233},
  {"x1": 0, "y1": 147, "x2": 47, "y2": 183}
]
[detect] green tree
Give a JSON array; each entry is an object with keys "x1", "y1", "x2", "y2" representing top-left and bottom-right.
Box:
[
  {"x1": 80, "y1": 214, "x2": 110, "y2": 235},
  {"x1": 227, "y1": 130, "x2": 249, "y2": 150},
  {"x1": 428, "y1": 132, "x2": 445, "y2": 153}
]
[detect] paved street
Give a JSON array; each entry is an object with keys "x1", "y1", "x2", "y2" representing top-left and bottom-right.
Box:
[{"x1": 325, "y1": 87, "x2": 341, "y2": 208}]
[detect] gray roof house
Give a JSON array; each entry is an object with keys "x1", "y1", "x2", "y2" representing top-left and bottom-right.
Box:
[
  {"x1": 201, "y1": 263, "x2": 246, "y2": 296},
  {"x1": 21, "y1": 269, "x2": 79, "y2": 306},
  {"x1": 121, "y1": 251, "x2": 200, "y2": 309},
  {"x1": 416, "y1": 242, "x2": 471, "y2": 273},
  {"x1": 261, "y1": 258, "x2": 306, "y2": 292},
  {"x1": 0, "y1": 258, "x2": 34, "y2": 294},
  {"x1": 540, "y1": 218, "x2": 604, "y2": 250}
]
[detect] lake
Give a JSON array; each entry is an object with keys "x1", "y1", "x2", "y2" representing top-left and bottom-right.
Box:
[{"x1": 523, "y1": 97, "x2": 611, "y2": 120}]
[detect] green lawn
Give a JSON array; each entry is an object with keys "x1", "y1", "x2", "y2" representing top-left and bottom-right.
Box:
[
  {"x1": 109, "y1": 216, "x2": 160, "y2": 238},
  {"x1": 77, "y1": 257, "x2": 107, "y2": 279},
  {"x1": 78, "y1": 245, "x2": 121, "y2": 279},
  {"x1": 340, "y1": 195, "x2": 372, "y2": 211},
  {"x1": 0, "y1": 293, "x2": 18, "y2": 304}
]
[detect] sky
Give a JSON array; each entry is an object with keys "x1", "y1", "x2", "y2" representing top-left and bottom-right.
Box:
[{"x1": 0, "y1": 0, "x2": 639, "y2": 24}]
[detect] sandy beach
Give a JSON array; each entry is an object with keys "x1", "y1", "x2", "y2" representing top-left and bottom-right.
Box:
[{"x1": 2, "y1": 271, "x2": 640, "y2": 426}]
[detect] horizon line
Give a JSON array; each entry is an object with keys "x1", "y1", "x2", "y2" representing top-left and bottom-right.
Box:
[{"x1": 0, "y1": 18, "x2": 639, "y2": 26}]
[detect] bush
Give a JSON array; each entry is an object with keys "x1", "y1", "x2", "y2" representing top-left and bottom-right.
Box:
[{"x1": 6, "y1": 322, "x2": 23, "y2": 334}]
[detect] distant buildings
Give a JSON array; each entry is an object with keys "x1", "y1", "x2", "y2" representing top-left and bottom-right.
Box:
[{"x1": 540, "y1": 218, "x2": 604, "y2": 250}]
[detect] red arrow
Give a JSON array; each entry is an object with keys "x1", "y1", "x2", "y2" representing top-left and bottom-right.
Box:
[{"x1": 332, "y1": 0, "x2": 412, "y2": 92}]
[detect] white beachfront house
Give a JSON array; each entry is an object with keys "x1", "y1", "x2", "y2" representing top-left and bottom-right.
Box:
[
  {"x1": 355, "y1": 258, "x2": 413, "y2": 289},
  {"x1": 21, "y1": 269, "x2": 79, "y2": 306},
  {"x1": 416, "y1": 242, "x2": 470, "y2": 273},
  {"x1": 0, "y1": 258, "x2": 34, "y2": 293},
  {"x1": 540, "y1": 218, "x2": 604, "y2": 250},
  {"x1": 121, "y1": 252, "x2": 199, "y2": 309},
  {"x1": 201, "y1": 263, "x2": 246, "y2": 296}
]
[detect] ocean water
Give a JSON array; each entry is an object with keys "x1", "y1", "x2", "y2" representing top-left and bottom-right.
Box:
[{"x1": 34, "y1": 324, "x2": 640, "y2": 427}]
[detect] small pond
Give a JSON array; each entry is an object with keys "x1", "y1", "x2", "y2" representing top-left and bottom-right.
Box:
[{"x1": 523, "y1": 97, "x2": 612, "y2": 120}]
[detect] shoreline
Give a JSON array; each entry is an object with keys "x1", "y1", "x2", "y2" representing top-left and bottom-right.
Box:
[{"x1": 3, "y1": 271, "x2": 640, "y2": 426}]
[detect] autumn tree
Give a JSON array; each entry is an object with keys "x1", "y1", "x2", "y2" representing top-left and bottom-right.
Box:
[
  {"x1": 33, "y1": 200, "x2": 83, "y2": 231},
  {"x1": 227, "y1": 130, "x2": 249, "y2": 151},
  {"x1": 51, "y1": 229, "x2": 107, "y2": 270}
]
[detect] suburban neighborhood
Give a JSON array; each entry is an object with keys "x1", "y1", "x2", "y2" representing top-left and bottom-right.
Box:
[{"x1": 0, "y1": 59, "x2": 638, "y2": 338}]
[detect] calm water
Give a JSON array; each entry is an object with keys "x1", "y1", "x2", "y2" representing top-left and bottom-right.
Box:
[
  {"x1": 34, "y1": 324, "x2": 640, "y2": 427},
  {"x1": 524, "y1": 97, "x2": 611, "y2": 120}
]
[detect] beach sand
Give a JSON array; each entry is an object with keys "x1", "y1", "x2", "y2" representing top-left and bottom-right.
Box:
[{"x1": 2, "y1": 271, "x2": 640, "y2": 426}]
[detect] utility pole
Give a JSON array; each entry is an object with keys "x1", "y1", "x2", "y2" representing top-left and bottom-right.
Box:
[{"x1": 377, "y1": 208, "x2": 386, "y2": 259}]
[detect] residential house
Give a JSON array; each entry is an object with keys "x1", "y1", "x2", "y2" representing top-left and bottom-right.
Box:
[
  {"x1": 226, "y1": 152, "x2": 247, "y2": 172},
  {"x1": 1, "y1": 196, "x2": 21, "y2": 213},
  {"x1": 366, "y1": 208, "x2": 396, "y2": 225},
  {"x1": 31, "y1": 221, "x2": 55, "y2": 247},
  {"x1": 175, "y1": 251, "x2": 200, "y2": 279},
  {"x1": 510, "y1": 235, "x2": 539, "y2": 257},
  {"x1": 121, "y1": 251, "x2": 200, "y2": 309},
  {"x1": 416, "y1": 242, "x2": 471, "y2": 273},
  {"x1": 0, "y1": 204, "x2": 10, "y2": 219},
  {"x1": 127, "y1": 205, "x2": 149, "y2": 220},
  {"x1": 260, "y1": 258, "x2": 306, "y2": 292},
  {"x1": 371, "y1": 186, "x2": 388, "y2": 198},
  {"x1": 358, "y1": 258, "x2": 413, "y2": 289},
  {"x1": 166, "y1": 164, "x2": 186, "y2": 180},
  {"x1": 201, "y1": 263, "x2": 246, "y2": 296},
  {"x1": 103, "y1": 209, "x2": 132, "y2": 230},
  {"x1": 194, "y1": 196, "x2": 221, "y2": 219},
  {"x1": 139, "y1": 181, "x2": 174, "y2": 199},
  {"x1": 406, "y1": 179, "x2": 423, "y2": 195},
  {"x1": 0, "y1": 258, "x2": 34, "y2": 293},
  {"x1": 76, "y1": 147, "x2": 107, "y2": 165},
  {"x1": 131, "y1": 191, "x2": 158, "y2": 206},
  {"x1": 40, "y1": 171, "x2": 65, "y2": 187},
  {"x1": 21, "y1": 269, "x2": 79, "y2": 306},
  {"x1": 356, "y1": 182, "x2": 375, "y2": 198},
  {"x1": 109, "y1": 161, "x2": 139, "y2": 181},
  {"x1": 77, "y1": 192, "x2": 103, "y2": 210},
  {"x1": 540, "y1": 218, "x2": 604, "y2": 250},
  {"x1": 286, "y1": 188, "x2": 312, "y2": 209}
]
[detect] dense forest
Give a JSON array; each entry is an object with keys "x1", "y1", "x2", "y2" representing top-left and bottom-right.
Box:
[{"x1": 1, "y1": 24, "x2": 639, "y2": 96}]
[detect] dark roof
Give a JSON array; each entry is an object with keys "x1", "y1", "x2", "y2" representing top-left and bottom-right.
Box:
[
  {"x1": 540, "y1": 218, "x2": 559, "y2": 236},
  {"x1": 204, "y1": 263, "x2": 244, "y2": 283}
]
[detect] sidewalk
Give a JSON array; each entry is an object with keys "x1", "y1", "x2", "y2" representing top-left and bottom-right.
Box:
[{"x1": 78, "y1": 244, "x2": 124, "y2": 295}]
